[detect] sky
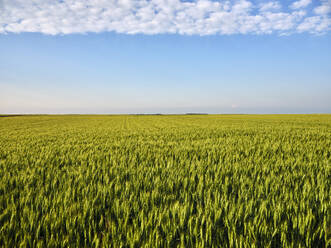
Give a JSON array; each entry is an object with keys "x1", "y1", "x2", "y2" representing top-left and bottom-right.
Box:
[{"x1": 0, "y1": 0, "x2": 330, "y2": 114}]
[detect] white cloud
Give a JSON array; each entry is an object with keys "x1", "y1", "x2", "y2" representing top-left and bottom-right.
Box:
[
  {"x1": 260, "y1": 2, "x2": 281, "y2": 12},
  {"x1": 297, "y1": 15, "x2": 331, "y2": 33},
  {"x1": 314, "y1": 0, "x2": 331, "y2": 15},
  {"x1": 0, "y1": 0, "x2": 329, "y2": 35},
  {"x1": 290, "y1": 0, "x2": 312, "y2": 9}
]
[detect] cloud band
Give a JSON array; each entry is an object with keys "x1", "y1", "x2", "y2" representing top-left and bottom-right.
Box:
[{"x1": 0, "y1": 0, "x2": 330, "y2": 35}]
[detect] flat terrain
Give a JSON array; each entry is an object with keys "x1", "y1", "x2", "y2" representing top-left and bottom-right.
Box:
[{"x1": 0, "y1": 115, "x2": 330, "y2": 247}]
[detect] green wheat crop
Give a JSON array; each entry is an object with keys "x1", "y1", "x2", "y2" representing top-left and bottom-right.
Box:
[{"x1": 0, "y1": 114, "x2": 330, "y2": 247}]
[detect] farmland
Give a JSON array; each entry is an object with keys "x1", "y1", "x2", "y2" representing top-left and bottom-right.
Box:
[{"x1": 0, "y1": 115, "x2": 330, "y2": 247}]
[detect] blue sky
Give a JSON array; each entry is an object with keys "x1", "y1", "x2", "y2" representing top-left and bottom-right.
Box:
[{"x1": 0, "y1": 0, "x2": 330, "y2": 114}]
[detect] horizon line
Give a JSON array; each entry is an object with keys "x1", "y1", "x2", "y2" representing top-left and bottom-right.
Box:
[{"x1": 1, "y1": 113, "x2": 331, "y2": 117}]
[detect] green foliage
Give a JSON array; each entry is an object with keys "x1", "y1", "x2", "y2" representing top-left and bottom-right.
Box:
[{"x1": 0, "y1": 115, "x2": 330, "y2": 247}]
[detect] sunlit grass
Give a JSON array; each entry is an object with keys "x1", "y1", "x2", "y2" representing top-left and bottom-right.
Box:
[{"x1": 0, "y1": 114, "x2": 330, "y2": 247}]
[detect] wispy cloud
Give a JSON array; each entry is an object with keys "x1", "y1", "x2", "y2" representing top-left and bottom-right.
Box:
[
  {"x1": 0, "y1": 0, "x2": 330, "y2": 35},
  {"x1": 290, "y1": 0, "x2": 312, "y2": 9},
  {"x1": 314, "y1": 0, "x2": 331, "y2": 15},
  {"x1": 259, "y1": 1, "x2": 282, "y2": 12}
]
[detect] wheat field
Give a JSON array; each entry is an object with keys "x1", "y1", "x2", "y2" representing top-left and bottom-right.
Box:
[{"x1": 0, "y1": 115, "x2": 330, "y2": 247}]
